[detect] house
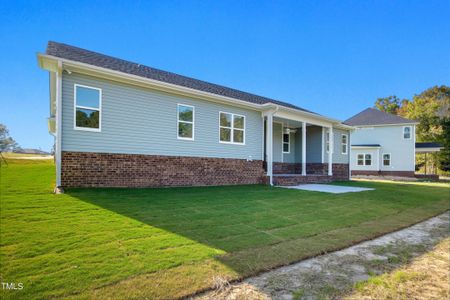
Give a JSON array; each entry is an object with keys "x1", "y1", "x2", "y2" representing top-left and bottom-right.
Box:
[
  {"x1": 37, "y1": 41, "x2": 352, "y2": 189},
  {"x1": 344, "y1": 108, "x2": 419, "y2": 177}
]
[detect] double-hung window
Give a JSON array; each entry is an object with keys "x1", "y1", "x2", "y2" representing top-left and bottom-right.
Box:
[
  {"x1": 341, "y1": 134, "x2": 348, "y2": 154},
  {"x1": 383, "y1": 154, "x2": 391, "y2": 166},
  {"x1": 74, "y1": 84, "x2": 101, "y2": 131},
  {"x1": 177, "y1": 104, "x2": 194, "y2": 140},
  {"x1": 283, "y1": 132, "x2": 290, "y2": 153},
  {"x1": 219, "y1": 112, "x2": 245, "y2": 144},
  {"x1": 357, "y1": 153, "x2": 372, "y2": 166},
  {"x1": 325, "y1": 130, "x2": 331, "y2": 153},
  {"x1": 403, "y1": 126, "x2": 412, "y2": 139}
]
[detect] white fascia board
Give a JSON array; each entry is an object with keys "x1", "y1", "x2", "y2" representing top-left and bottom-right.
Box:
[
  {"x1": 415, "y1": 147, "x2": 443, "y2": 153},
  {"x1": 355, "y1": 122, "x2": 419, "y2": 128},
  {"x1": 351, "y1": 146, "x2": 381, "y2": 149}
]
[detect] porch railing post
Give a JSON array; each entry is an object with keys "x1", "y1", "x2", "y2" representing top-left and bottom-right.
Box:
[
  {"x1": 266, "y1": 113, "x2": 274, "y2": 185},
  {"x1": 328, "y1": 126, "x2": 333, "y2": 176},
  {"x1": 302, "y1": 122, "x2": 306, "y2": 175}
]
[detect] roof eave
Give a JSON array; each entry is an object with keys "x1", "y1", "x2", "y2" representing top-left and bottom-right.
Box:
[
  {"x1": 352, "y1": 122, "x2": 419, "y2": 127},
  {"x1": 37, "y1": 53, "x2": 352, "y2": 128}
]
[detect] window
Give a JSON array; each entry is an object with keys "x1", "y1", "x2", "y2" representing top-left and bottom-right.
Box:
[
  {"x1": 341, "y1": 134, "x2": 348, "y2": 154},
  {"x1": 403, "y1": 126, "x2": 412, "y2": 139},
  {"x1": 283, "y1": 132, "x2": 290, "y2": 153},
  {"x1": 74, "y1": 84, "x2": 101, "y2": 131},
  {"x1": 326, "y1": 131, "x2": 330, "y2": 153},
  {"x1": 357, "y1": 153, "x2": 372, "y2": 166},
  {"x1": 219, "y1": 112, "x2": 245, "y2": 144},
  {"x1": 177, "y1": 104, "x2": 194, "y2": 140},
  {"x1": 357, "y1": 154, "x2": 364, "y2": 166},
  {"x1": 383, "y1": 153, "x2": 391, "y2": 166}
]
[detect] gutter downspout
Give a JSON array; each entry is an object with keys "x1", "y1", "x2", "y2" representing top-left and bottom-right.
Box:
[{"x1": 54, "y1": 60, "x2": 63, "y2": 193}]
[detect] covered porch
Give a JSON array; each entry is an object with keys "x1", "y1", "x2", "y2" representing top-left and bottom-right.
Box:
[{"x1": 262, "y1": 108, "x2": 348, "y2": 185}]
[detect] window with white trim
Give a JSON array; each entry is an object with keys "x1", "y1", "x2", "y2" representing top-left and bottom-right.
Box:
[
  {"x1": 326, "y1": 131, "x2": 330, "y2": 153},
  {"x1": 383, "y1": 153, "x2": 391, "y2": 166},
  {"x1": 283, "y1": 132, "x2": 290, "y2": 153},
  {"x1": 357, "y1": 153, "x2": 372, "y2": 166},
  {"x1": 357, "y1": 154, "x2": 364, "y2": 165},
  {"x1": 177, "y1": 104, "x2": 194, "y2": 140},
  {"x1": 341, "y1": 134, "x2": 348, "y2": 154},
  {"x1": 403, "y1": 126, "x2": 412, "y2": 139},
  {"x1": 219, "y1": 112, "x2": 245, "y2": 144},
  {"x1": 74, "y1": 84, "x2": 101, "y2": 131}
]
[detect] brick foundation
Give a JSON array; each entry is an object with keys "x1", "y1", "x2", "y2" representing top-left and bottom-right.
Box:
[
  {"x1": 273, "y1": 163, "x2": 349, "y2": 186},
  {"x1": 351, "y1": 170, "x2": 415, "y2": 177},
  {"x1": 272, "y1": 163, "x2": 349, "y2": 180},
  {"x1": 61, "y1": 151, "x2": 266, "y2": 188}
]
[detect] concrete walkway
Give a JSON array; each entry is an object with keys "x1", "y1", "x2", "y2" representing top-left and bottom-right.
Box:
[
  {"x1": 194, "y1": 212, "x2": 449, "y2": 300},
  {"x1": 281, "y1": 184, "x2": 374, "y2": 194}
]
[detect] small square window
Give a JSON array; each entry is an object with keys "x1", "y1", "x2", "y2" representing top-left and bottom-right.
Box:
[
  {"x1": 365, "y1": 154, "x2": 372, "y2": 166},
  {"x1": 383, "y1": 154, "x2": 391, "y2": 166},
  {"x1": 219, "y1": 112, "x2": 245, "y2": 144}
]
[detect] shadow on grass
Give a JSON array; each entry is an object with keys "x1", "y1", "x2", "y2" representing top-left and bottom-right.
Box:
[{"x1": 66, "y1": 182, "x2": 450, "y2": 278}]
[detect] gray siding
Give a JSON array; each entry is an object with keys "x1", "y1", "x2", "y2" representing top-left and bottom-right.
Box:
[
  {"x1": 324, "y1": 128, "x2": 350, "y2": 164},
  {"x1": 350, "y1": 125, "x2": 415, "y2": 171},
  {"x1": 306, "y1": 125, "x2": 323, "y2": 163},
  {"x1": 61, "y1": 72, "x2": 263, "y2": 160},
  {"x1": 272, "y1": 122, "x2": 283, "y2": 162}
]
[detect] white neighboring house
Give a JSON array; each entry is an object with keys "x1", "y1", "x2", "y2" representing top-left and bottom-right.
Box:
[{"x1": 345, "y1": 108, "x2": 419, "y2": 177}]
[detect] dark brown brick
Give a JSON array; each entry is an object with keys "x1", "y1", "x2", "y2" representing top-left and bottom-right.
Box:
[{"x1": 61, "y1": 151, "x2": 266, "y2": 188}]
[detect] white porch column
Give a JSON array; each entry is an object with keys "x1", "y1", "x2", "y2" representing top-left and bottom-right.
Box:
[
  {"x1": 266, "y1": 113, "x2": 274, "y2": 185},
  {"x1": 328, "y1": 126, "x2": 333, "y2": 176},
  {"x1": 302, "y1": 122, "x2": 306, "y2": 175}
]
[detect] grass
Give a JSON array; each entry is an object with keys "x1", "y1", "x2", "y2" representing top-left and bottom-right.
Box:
[
  {"x1": 1, "y1": 159, "x2": 449, "y2": 299},
  {"x1": 346, "y1": 238, "x2": 450, "y2": 300}
]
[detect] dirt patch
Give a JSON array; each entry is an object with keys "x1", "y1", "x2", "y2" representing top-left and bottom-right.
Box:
[{"x1": 194, "y1": 212, "x2": 449, "y2": 300}]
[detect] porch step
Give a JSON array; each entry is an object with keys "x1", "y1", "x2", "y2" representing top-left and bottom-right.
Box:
[{"x1": 273, "y1": 174, "x2": 332, "y2": 186}]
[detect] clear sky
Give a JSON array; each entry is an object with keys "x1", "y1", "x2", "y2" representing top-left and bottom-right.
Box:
[{"x1": 1, "y1": 0, "x2": 449, "y2": 151}]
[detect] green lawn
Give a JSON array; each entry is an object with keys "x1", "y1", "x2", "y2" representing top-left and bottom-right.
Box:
[{"x1": 1, "y1": 159, "x2": 449, "y2": 299}]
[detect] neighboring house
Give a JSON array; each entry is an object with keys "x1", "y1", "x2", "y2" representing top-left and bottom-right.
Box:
[
  {"x1": 345, "y1": 108, "x2": 419, "y2": 177},
  {"x1": 38, "y1": 41, "x2": 352, "y2": 188}
]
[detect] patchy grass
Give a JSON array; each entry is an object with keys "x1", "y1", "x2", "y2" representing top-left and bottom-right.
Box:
[
  {"x1": 346, "y1": 239, "x2": 450, "y2": 300},
  {"x1": 1, "y1": 160, "x2": 449, "y2": 299}
]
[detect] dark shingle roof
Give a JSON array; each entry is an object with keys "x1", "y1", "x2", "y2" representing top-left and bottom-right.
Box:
[
  {"x1": 46, "y1": 41, "x2": 316, "y2": 114},
  {"x1": 351, "y1": 144, "x2": 381, "y2": 147},
  {"x1": 344, "y1": 108, "x2": 416, "y2": 126},
  {"x1": 415, "y1": 142, "x2": 443, "y2": 148}
]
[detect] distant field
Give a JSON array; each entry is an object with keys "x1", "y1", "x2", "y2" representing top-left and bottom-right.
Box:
[{"x1": 1, "y1": 152, "x2": 53, "y2": 159}]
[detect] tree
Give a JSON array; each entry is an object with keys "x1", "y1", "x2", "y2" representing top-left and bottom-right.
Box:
[
  {"x1": 439, "y1": 117, "x2": 450, "y2": 172},
  {"x1": 0, "y1": 124, "x2": 19, "y2": 153},
  {"x1": 374, "y1": 96, "x2": 401, "y2": 114},
  {"x1": 402, "y1": 86, "x2": 449, "y2": 142}
]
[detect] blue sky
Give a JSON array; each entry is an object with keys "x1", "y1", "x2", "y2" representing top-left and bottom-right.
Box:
[{"x1": 1, "y1": 0, "x2": 449, "y2": 151}]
